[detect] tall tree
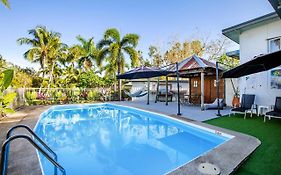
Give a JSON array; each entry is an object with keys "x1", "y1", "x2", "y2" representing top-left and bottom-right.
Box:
[
  {"x1": 148, "y1": 46, "x2": 166, "y2": 67},
  {"x1": 17, "y1": 26, "x2": 66, "y2": 89},
  {"x1": 76, "y1": 36, "x2": 99, "y2": 71},
  {"x1": 98, "y1": 28, "x2": 140, "y2": 100},
  {"x1": 164, "y1": 40, "x2": 205, "y2": 64}
]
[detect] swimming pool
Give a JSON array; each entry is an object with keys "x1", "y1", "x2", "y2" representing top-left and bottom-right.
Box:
[{"x1": 34, "y1": 103, "x2": 232, "y2": 175}]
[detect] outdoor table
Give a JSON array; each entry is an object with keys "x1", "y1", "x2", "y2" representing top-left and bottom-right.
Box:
[{"x1": 258, "y1": 105, "x2": 270, "y2": 116}]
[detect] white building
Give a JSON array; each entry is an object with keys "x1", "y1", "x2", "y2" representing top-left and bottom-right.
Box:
[{"x1": 223, "y1": 12, "x2": 281, "y2": 106}]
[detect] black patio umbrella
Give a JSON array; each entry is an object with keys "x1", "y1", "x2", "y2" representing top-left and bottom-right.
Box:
[
  {"x1": 117, "y1": 66, "x2": 174, "y2": 105},
  {"x1": 116, "y1": 66, "x2": 174, "y2": 79},
  {"x1": 222, "y1": 50, "x2": 281, "y2": 78}
]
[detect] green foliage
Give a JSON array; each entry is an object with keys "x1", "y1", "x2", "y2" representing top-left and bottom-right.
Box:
[
  {"x1": 216, "y1": 54, "x2": 239, "y2": 69},
  {"x1": 98, "y1": 28, "x2": 140, "y2": 74},
  {"x1": 1, "y1": 0, "x2": 10, "y2": 8},
  {"x1": 0, "y1": 69, "x2": 16, "y2": 117},
  {"x1": 12, "y1": 70, "x2": 33, "y2": 88},
  {"x1": 148, "y1": 46, "x2": 165, "y2": 67},
  {"x1": 1, "y1": 69, "x2": 13, "y2": 90}
]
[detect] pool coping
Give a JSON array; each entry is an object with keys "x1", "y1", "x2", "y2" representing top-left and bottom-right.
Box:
[
  {"x1": 112, "y1": 102, "x2": 261, "y2": 175},
  {"x1": 15, "y1": 103, "x2": 260, "y2": 175}
]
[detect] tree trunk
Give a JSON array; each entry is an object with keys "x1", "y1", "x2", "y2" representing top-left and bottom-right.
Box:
[
  {"x1": 39, "y1": 70, "x2": 45, "y2": 94},
  {"x1": 118, "y1": 62, "x2": 121, "y2": 101},
  {"x1": 114, "y1": 83, "x2": 117, "y2": 91},
  {"x1": 47, "y1": 62, "x2": 55, "y2": 90}
]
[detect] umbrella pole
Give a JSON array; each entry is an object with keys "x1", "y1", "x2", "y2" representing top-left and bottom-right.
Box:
[
  {"x1": 176, "y1": 62, "x2": 181, "y2": 115},
  {"x1": 216, "y1": 62, "x2": 221, "y2": 116},
  {"x1": 147, "y1": 78, "x2": 150, "y2": 105},
  {"x1": 165, "y1": 76, "x2": 168, "y2": 106},
  {"x1": 155, "y1": 77, "x2": 160, "y2": 103}
]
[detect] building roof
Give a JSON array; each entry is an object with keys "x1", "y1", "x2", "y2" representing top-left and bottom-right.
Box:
[
  {"x1": 268, "y1": 0, "x2": 281, "y2": 18},
  {"x1": 178, "y1": 55, "x2": 220, "y2": 71},
  {"x1": 222, "y1": 12, "x2": 280, "y2": 43}
]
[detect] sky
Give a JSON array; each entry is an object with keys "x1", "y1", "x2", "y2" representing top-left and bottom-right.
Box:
[{"x1": 0, "y1": 0, "x2": 275, "y2": 70}]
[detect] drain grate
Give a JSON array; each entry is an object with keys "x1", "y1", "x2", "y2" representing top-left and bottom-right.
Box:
[{"x1": 198, "y1": 162, "x2": 220, "y2": 175}]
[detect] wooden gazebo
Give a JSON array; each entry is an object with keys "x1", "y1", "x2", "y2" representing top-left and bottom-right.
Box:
[{"x1": 175, "y1": 55, "x2": 225, "y2": 109}]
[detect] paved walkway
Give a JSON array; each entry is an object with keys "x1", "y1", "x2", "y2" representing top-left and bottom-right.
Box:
[
  {"x1": 0, "y1": 105, "x2": 49, "y2": 175},
  {"x1": 116, "y1": 101, "x2": 231, "y2": 121}
]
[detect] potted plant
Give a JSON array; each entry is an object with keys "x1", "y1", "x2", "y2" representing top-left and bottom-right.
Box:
[{"x1": 231, "y1": 79, "x2": 240, "y2": 107}]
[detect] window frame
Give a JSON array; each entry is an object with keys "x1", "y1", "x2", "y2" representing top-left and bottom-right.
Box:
[{"x1": 268, "y1": 36, "x2": 281, "y2": 53}]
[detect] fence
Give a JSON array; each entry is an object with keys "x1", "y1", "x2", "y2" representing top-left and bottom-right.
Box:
[{"x1": 7, "y1": 87, "x2": 115, "y2": 109}]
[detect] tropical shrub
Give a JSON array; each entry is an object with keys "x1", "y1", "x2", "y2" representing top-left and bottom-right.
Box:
[
  {"x1": 25, "y1": 90, "x2": 38, "y2": 105},
  {"x1": 0, "y1": 69, "x2": 16, "y2": 117}
]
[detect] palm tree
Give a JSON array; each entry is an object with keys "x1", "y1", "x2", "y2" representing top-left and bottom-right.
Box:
[
  {"x1": 97, "y1": 28, "x2": 140, "y2": 100},
  {"x1": 1, "y1": 0, "x2": 10, "y2": 8},
  {"x1": 76, "y1": 36, "x2": 100, "y2": 71},
  {"x1": 17, "y1": 26, "x2": 66, "y2": 89},
  {"x1": 46, "y1": 37, "x2": 68, "y2": 89}
]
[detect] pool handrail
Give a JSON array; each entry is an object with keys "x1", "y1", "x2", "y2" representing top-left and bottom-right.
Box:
[
  {"x1": 5, "y1": 124, "x2": 59, "y2": 175},
  {"x1": 0, "y1": 134, "x2": 66, "y2": 175}
]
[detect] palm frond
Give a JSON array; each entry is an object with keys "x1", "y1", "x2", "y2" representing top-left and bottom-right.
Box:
[
  {"x1": 123, "y1": 46, "x2": 139, "y2": 67},
  {"x1": 1, "y1": 0, "x2": 10, "y2": 9},
  {"x1": 17, "y1": 38, "x2": 37, "y2": 46},
  {"x1": 104, "y1": 28, "x2": 120, "y2": 42},
  {"x1": 121, "y1": 34, "x2": 139, "y2": 47},
  {"x1": 97, "y1": 39, "x2": 112, "y2": 49},
  {"x1": 76, "y1": 35, "x2": 87, "y2": 47}
]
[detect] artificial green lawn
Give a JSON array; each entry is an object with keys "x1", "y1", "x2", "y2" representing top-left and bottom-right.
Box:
[{"x1": 205, "y1": 114, "x2": 281, "y2": 175}]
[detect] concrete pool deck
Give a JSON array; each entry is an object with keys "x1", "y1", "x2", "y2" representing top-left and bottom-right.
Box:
[
  {"x1": 0, "y1": 104, "x2": 261, "y2": 175},
  {"x1": 116, "y1": 101, "x2": 231, "y2": 121}
]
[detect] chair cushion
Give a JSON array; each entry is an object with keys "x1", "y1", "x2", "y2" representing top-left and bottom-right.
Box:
[
  {"x1": 241, "y1": 94, "x2": 255, "y2": 109},
  {"x1": 231, "y1": 107, "x2": 248, "y2": 112},
  {"x1": 266, "y1": 111, "x2": 281, "y2": 117},
  {"x1": 274, "y1": 97, "x2": 281, "y2": 112}
]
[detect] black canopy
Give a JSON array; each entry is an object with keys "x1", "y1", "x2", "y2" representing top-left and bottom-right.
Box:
[
  {"x1": 222, "y1": 50, "x2": 281, "y2": 78},
  {"x1": 117, "y1": 66, "x2": 174, "y2": 79}
]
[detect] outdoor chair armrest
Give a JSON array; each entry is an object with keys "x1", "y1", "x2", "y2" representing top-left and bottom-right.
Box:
[{"x1": 252, "y1": 104, "x2": 258, "y2": 114}]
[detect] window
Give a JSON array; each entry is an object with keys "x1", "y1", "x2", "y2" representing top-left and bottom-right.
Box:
[
  {"x1": 268, "y1": 37, "x2": 281, "y2": 53},
  {"x1": 193, "y1": 80, "x2": 198, "y2": 87},
  {"x1": 214, "y1": 80, "x2": 217, "y2": 87}
]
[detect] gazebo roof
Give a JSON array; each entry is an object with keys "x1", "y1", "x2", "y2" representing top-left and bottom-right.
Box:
[
  {"x1": 178, "y1": 55, "x2": 219, "y2": 71},
  {"x1": 168, "y1": 55, "x2": 223, "y2": 78}
]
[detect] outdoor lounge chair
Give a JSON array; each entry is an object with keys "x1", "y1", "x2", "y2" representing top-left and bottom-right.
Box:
[
  {"x1": 204, "y1": 98, "x2": 224, "y2": 110},
  {"x1": 229, "y1": 94, "x2": 256, "y2": 119},
  {"x1": 264, "y1": 97, "x2": 281, "y2": 122}
]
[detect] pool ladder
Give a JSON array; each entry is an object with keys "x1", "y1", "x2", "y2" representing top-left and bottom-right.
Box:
[{"x1": 0, "y1": 124, "x2": 66, "y2": 175}]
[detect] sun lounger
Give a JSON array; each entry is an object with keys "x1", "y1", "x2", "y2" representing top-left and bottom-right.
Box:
[
  {"x1": 264, "y1": 97, "x2": 281, "y2": 122},
  {"x1": 229, "y1": 94, "x2": 256, "y2": 119},
  {"x1": 204, "y1": 98, "x2": 224, "y2": 110}
]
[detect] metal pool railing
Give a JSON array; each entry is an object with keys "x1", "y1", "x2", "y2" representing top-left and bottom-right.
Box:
[{"x1": 0, "y1": 125, "x2": 66, "y2": 175}]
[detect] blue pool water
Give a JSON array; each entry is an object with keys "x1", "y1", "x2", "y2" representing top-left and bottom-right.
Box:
[{"x1": 35, "y1": 103, "x2": 231, "y2": 175}]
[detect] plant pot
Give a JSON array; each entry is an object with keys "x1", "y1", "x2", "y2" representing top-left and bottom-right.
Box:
[{"x1": 232, "y1": 96, "x2": 240, "y2": 107}]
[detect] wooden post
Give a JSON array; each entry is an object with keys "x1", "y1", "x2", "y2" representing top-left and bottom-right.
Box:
[
  {"x1": 201, "y1": 71, "x2": 204, "y2": 110},
  {"x1": 147, "y1": 78, "x2": 150, "y2": 105},
  {"x1": 155, "y1": 77, "x2": 160, "y2": 103},
  {"x1": 165, "y1": 76, "x2": 168, "y2": 105}
]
